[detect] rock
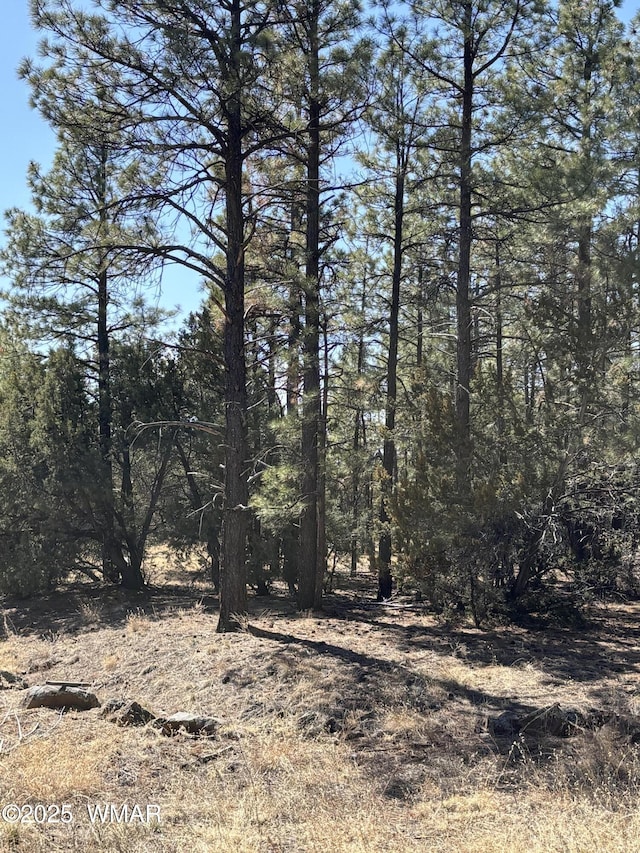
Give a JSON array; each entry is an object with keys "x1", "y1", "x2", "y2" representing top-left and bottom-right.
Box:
[
  {"x1": 100, "y1": 699, "x2": 155, "y2": 726},
  {"x1": 490, "y1": 704, "x2": 608, "y2": 741},
  {"x1": 489, "y1": 710, "x2": 520, "y2": 737},
  {"x1": 0, "y1": 671, "x2": 27, "y2": 690},
  {"x1": 22, "y1": 684, "x2": 100, "y2": 711},
  {"x1": 100, "y1": 698, "x2": 126, "y2": 715},
  {"x1": 154, "y1": 713, "x2": 220, "y2": 737}
]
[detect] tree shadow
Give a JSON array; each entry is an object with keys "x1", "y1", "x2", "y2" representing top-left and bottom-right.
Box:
[
  {"x1": 247, "y1": 621, "x2": 542, "y2": 714},
  {"x1": 318, "y1": 594, "x2": 640, "y2": 687},
  {"x1": 3, "y1": 578, "x2": 638, "y2": 798},
  {"x1": 0, "y1": 582, "x2": 220, "y2": 639},
  {"x1": 244, "y1": 620, "x2": 611, "y2": 802}
]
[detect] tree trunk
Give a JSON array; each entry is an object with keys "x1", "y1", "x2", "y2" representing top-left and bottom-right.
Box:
[
  {"x1": 495, "y1": 240, "x2": 506, "y2": 458},
  {"x1": 283, "y1": 250, "x2": 302, "y2": 593},
  {"x1": 576, "y1": 40, "x2": 594, "y2": 390},
  {"x1": 120, "y1": 551, "x2": 145, "y2": 590},
  {"x1": 455, "y1": 1, "x2": 474, "y2": 497},
  {"x1": 315, "y1": 315, "x2": 329, "y2": 604},
  {"x1": 287, "y1": 203, "x2": 303, "y2": 414},
  {"x1": 351, "y1": 277, "x2": 367, "y2": 578},
  {"x1": 116, "y1": 414, "x2": 145, "y2": 591},
  {"x1": 97, "y1": 263, "x2": 118, "y2": 582},
  {"x1": 95, "y1": 143, "x2": 118, "y2": 583},
  {"x1": 298, "y1": 0, "x2": 322, "y2": 611},
  {"x1": 377, "y1": 165, "x2": 405, "y2": 601},
  {"x1": 218, "y1": 0, "x2": 249, "y2": 632}
]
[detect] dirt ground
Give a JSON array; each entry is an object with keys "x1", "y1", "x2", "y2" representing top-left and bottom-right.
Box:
[{"x1": 1, "y1": 557, "x2": 640, "y2": 852}]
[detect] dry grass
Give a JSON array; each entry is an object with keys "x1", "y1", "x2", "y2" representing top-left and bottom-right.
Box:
[
  {"x1": 0, "y1": 648, "x2": 18, "y2": 674},
  {"x1": 1, "y1": 564, "x2": 640, "y2": 851},
  {"x1": 125, "y1": 609, "x2": 153, "y2": 634},
  {"x1": 1, "y1": 725, "x2": 108, "y2": 799}
]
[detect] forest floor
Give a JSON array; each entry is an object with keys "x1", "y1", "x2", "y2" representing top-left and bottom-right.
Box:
[{"x1": 1, "y1": 556, "x2": 640, "y2": 852}]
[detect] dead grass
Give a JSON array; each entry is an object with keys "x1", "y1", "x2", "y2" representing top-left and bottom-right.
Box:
[
  {"x1": 77, "y1": 600, "x2": 105, "y2": 627},
  {"x1": 0, "y1": 647, "x2": 19, "y2": 674},
  {"x1": 125, "y1": 609, "x2": 153, "y2": 634},
  {"x1": 1, "y1": 564, "x2": 640, "y2": 851},
  {"x1": 0, "y1": 724, "x2": 108, "y2": 800}
]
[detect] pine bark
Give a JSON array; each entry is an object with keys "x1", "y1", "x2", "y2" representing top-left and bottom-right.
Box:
[
  {"x1": 377, "y1": 166, "x2": 404, "y2": 601},
  {"x1": 218, "y1": 0, "x2": 250, "y2": 631},
  {"x1": 95, "y1": 144, "x2": 119, "y2": 583},
  {"x1": 298, "y1": 0, "x2": 323, "y2": 611},
  {"x1": 455, "y1": 0, "x2": 474, "y2": 498}
]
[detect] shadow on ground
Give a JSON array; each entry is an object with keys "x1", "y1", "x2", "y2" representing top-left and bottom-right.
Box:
[
  {"x1": 0, "y1": 582, "x2": 220, "y2": 639},
  {"x1": 3, "y1": 571, "x2": 640, "y2": 799},
  {"x1": 3, "y1": 572, "x2": 639, "y2": 689}
]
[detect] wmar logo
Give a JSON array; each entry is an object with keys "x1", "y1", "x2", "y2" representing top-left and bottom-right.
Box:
[{"x1": 86, "y1": 804, "x2": 161, "y2": 824}]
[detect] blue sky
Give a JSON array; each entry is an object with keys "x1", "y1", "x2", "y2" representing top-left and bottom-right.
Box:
[
  {"x1": 1, "y1": 6, "x2": 54, "y2": 218},
  {"x1": 1, "y1": 1, "x2": 638, "y2": 325},
  {"x1": 0, "y1": 5, "x2": 205, "y2": 323}
]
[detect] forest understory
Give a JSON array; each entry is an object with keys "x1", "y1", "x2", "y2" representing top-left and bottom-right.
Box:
[{"x1": 1, "y1": 557, "x2": 640, "y2": 853}]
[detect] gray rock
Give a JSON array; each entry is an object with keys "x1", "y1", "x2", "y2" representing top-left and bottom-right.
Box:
[
  {"x1": 100, "y1": 698, "x2": 126, "y2": 715},
  {"x1": 22, "y1": 684, "x2": 100, "y2": 711},
  {"x1": 154, "y1": 712, "x2": 220, "y2": 737},
  {"x1": 489, "y1": 710, "x2": 520, "y2": 737}
]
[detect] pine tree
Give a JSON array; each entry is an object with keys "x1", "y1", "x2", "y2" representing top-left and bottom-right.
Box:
[
  {"x1": 403, "y1": 0, "x2": 532, "y2": 493},
  {"x1": 275, "y1": 0, "x2": 369, "y2": 609},
  {"x1": 2, "y1": 129, "x2": 163, "y2": 588},
  {"x1": 25, "y1": 0, "x2": 291, "y2": 629},
  {"x1": 0, "y1": 332, "x2": 96, "y2": 594},
  {"x1": 361, "y1": 19, "x2": 431, "y2": 600}
]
